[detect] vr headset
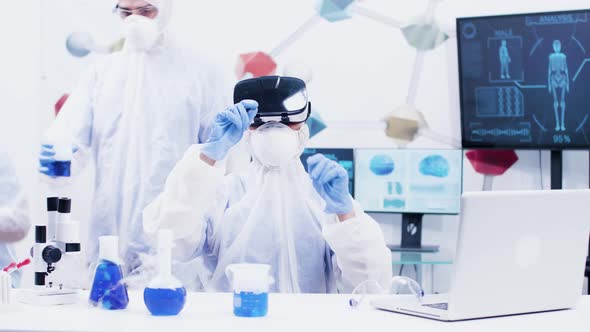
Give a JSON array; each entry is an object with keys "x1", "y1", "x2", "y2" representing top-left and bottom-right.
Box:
[{"x1": 233, "y1": 76, "x2": 311, "y2": 126}]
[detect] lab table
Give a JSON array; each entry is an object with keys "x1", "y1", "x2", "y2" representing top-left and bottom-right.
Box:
[{"x1": 0, "y1": 291, "x2": 589, "y2": 332}]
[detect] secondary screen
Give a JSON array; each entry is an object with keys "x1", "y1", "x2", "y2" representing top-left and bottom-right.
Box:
[
  {"x1": 354, "y1": 149, "x2": 462, "y2": 214},
  {"x1": 458, "y1": 10, "x2": 590, "y2": 148}
]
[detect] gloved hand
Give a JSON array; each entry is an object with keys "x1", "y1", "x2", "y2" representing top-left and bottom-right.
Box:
[
  {"x1": 307, "y1": 154, "x2": 353, "y2": 215},
  {"x1": 39, "y1": 144, "x2": 58, "y2": 176},
  {"x1": 201, "y1": 100, "x2": 258, "y2": 161}
]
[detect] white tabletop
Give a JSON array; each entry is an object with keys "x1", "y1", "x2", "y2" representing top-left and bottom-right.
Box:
[{"x1": 1, "y1": 291, "x2": 589, "y2": 332}]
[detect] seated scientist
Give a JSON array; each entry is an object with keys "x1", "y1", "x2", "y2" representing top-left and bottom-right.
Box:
[{"x1": 143, "y1": 76, "x2": 392, "y2": 293}]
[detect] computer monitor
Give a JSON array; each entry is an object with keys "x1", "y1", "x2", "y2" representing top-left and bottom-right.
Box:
[
  {"x1": 300, "y1": 148, "x2": 354, "y2": 196},
  {"x1": 354, "y1": 149, "x2": 463, "y2": 252},
  {"x1": 457, "y1": 9, "x2": 590, "y2": 149}
]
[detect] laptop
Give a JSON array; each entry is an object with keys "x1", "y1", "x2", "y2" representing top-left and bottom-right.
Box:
[{"x1": 372, "y1": 190, "x2": 590, "y2": 321}]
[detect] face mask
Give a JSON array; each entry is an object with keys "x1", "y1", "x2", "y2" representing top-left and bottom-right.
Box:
[
  {"x1": 249, "y1": 123, "x2": 308, "y2": 168},
  {"x1": 124, "y1": 15, "x2": 160, "y2": 52}
]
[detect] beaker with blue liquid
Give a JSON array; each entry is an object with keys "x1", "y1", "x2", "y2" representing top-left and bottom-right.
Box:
[
  {"x1": 89, "y1": 236, "x2": 129, "y2": 310},
  {"x1": 226, "y1": 264, "x2": 273, "y2": 317},
  {"x1": 41, "y1": 135, "x2": 73, "y2": 178}
]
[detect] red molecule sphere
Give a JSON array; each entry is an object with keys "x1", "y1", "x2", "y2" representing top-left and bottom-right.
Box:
[
  {"x1": 466, "y1": 150, "x2": 519, "y2": 176},
  {"x1": 235, "y1": 52, "x2": 277, "y2": 79},
  {"x1": 54, "y1": 93, "x2": 70, "y2": 117}
]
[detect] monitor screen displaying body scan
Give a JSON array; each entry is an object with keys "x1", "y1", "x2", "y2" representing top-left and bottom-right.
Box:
[
  {"x1": 354, "y1": 149, "x2": 462, "y2": 214},
  {"x1": 457, "y1": 9, "x2": 590, "y2": 149},
  {"x1": 300, "y1": 148, "x2": 354, "y2": 196}
]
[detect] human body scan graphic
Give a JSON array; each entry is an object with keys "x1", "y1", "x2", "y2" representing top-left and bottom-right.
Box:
[
  {"x1": 548, "y1": 40, "x2": 570, "y2": 132},
  {"x1": 499, "y1": 40, "x2": 511, "y2": 79},
  {"x1": 458, "y1": 10, "x2": 590, "y2": 149}
]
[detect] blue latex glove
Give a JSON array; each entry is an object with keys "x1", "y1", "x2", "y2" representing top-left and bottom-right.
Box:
[
  {"x1": 307, "y1": 154, "x2": 353, "y2": 215},
  {"x1": 38, "y1": 144, "x2": 77, "y2": 176},
  {"x1": 202, "y1": 100, "x2": 258, "y2": 161},
  {"x1": 39, "y1": 144, "x2": 57, "y2": 176}
]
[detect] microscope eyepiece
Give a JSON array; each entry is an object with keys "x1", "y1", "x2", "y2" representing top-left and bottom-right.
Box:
[
  {"x1": 47, "y1": 197, "x2": 59, "y2": 211},
  {"x1": 58, "y1": 198, "x2": 71, "y2": 214}
]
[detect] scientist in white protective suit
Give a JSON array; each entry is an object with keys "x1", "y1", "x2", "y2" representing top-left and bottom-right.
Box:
[
  {"x1": 0, "y1": 147, "x2": 31, "y2": 286},
  {"x1": 39, "y1": 0, "x2": 237, "y2": 272},
  {"x1": 143, "y1": 76, "x2": 392, "y2": 293}
]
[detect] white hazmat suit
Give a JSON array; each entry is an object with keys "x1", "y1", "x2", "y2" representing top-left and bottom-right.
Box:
[
  {"x1": 143, "y1": 128, "x2": 392, "y2": 293},
  {"x1": 0, "y1": 147, "x2": 30, "y2": 286},
  {"x1": 44, "y1": 0, "x2": 231, "y2": 269}
]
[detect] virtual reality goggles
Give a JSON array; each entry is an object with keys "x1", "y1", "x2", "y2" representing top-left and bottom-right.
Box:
[{"x1": 233, "y1": 76, "x2": 311, "y2": 126}]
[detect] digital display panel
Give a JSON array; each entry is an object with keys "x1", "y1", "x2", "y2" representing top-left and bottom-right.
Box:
[
  {"x1": 354, "y1": 149, "x2": 462, "y2": 214},
  {"x1": 458, "y1": 9, "x2": 590, "y2": 149}
]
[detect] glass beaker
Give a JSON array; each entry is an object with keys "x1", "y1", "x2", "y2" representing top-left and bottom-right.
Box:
[
  {"x1": 89, "y1": 236, "x2": 129, "y2": 310},
  {"x1": 225, "y1": 263, "x2": 273, "y2": 317}
]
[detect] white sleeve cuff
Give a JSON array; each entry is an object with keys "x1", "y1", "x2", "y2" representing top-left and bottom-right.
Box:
[
  {"x1": 323, "y1": 203, "x2": 392, "y2": 292},
  {"x1": 142, "y1": 144, "x2": 225, "y2": 239}
]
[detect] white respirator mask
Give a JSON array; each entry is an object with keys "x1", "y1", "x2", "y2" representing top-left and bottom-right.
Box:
[
  {"x1": 249, "y1": 123, "x2": 309, "y2": 168},
  {"x1": 123, "y1": 15, "x2": 161, "y2": 52}
]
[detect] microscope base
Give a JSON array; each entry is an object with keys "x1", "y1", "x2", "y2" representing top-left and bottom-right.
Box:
[{"x1": 17, "y1": 288, "x2": 80, "y2": 306}]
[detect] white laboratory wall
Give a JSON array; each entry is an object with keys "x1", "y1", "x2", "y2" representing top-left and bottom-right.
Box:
[{"x1": 0, "y1": 0, "x2": 588, "y2": 292}]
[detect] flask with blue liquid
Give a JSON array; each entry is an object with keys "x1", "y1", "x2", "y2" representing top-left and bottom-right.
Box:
[
  {"x1": 89, "y1": 236, "x2": 129, "y2": 310},
  {"x1": 143, "y1": 230, "x2": 186, "y2": 316},
  {"x1": 226, "y1": 264, "x2": 273, "y2": 317},
  {"x1": 42, "y1": 134, "x2": 73, "y2": 178}
]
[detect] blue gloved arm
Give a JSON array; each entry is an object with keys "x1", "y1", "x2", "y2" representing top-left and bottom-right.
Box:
[
  {"x1": 307, "y1": 154, "x2": 354, "y2": 217},
  {"x1": 38, "y1": 144, "x2": 55, "y2": 176},
  {"x1": 41, "y1": 64, "x2": 97, "y2": 176},
  {"x1": 201, "y1": 100, "x2": 258, "y2": 162}
]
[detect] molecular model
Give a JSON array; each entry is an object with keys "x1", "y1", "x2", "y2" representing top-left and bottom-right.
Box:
[{"x1": 234, "y1": 0, "x2": 453, "y2": 143}]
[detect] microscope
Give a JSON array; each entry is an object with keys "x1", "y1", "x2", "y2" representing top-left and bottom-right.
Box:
[{"x1": 18, "y1": 197, "x2": 82, "y2": 305}]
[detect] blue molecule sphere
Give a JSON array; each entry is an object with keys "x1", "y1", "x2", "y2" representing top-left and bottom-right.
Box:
[
  {"x1": 317, "y1": 0, "x2": 355, "y2": 22},
  {"x1": 419, "y1": 155, "x2": 450, "y2": 178},
  {"x1": 66, "y1": 33, "x2": 92, "y2": 58},
  {"x1": 370, "y1": 155, "x2": 395, "y2": 176}
]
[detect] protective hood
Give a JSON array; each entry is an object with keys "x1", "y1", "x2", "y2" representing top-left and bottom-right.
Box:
[
  {"x1": 145, "y1": 0, "x2": 173, "y2": 32},
  {"x1": 119, "y1": 0, "x2": 174, "y2": 53},
  {"x1": 194, "y1": 123, "x2": 339, "y2": 293}
]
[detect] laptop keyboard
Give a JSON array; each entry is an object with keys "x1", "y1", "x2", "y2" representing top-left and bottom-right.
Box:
[{"x1": 422, "y1": 303, "x2": 449, "y2": 310}]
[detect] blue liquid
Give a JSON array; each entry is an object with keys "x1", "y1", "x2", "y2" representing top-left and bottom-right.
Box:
[
  {"x1": 233, "y1": 292, "x2": 268, "y2": 317},
  {"x1": 89, "y1": 260, "x2": 129, "y2": 310},
  {"x1": 43, "y1": 160, "x2": 71, "y2": 177},
  {"x1": 144, "y1": 287, "x2": 187, "y2": 316},
  {"x1": 53, "y1": 161, "x2": 71, "y2": 177}
]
